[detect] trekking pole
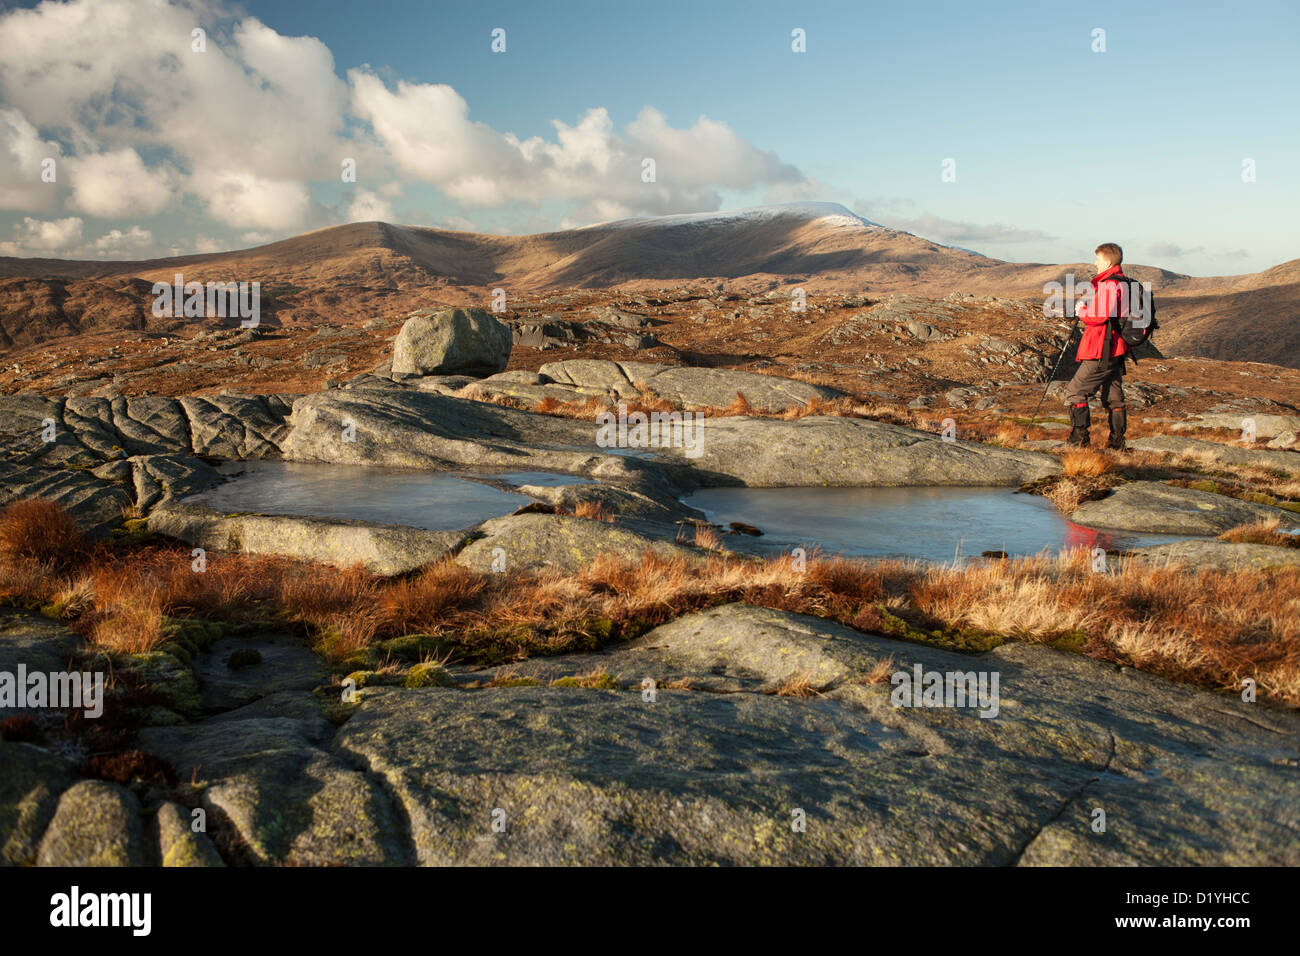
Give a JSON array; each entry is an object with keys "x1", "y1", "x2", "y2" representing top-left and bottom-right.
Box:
[{"x1": 1023, "y1": 313, "x2": 1080, "y2": 440}]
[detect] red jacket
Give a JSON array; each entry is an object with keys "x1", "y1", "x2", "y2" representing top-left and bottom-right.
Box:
[{"x1": 1075, "y1": 264, "x2": 1129, "y2": 361}]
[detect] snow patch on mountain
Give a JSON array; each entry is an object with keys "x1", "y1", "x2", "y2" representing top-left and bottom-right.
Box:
[{"x1": 585, "y1": 202, "x2": 881, "y2": 232}]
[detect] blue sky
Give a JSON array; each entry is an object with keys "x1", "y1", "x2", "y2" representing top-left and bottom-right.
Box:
[{"x1": 0, "y1": 0, "x2": 1296, "y2": 274}]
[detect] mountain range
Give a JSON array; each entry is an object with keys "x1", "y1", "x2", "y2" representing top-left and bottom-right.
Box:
[{"x1": 0, "y1": 202, "x2": 1295, "y2": 368}]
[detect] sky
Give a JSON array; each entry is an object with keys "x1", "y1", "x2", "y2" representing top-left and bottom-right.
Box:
[{"x1": 0, "y1": 0, "x2": 1296, "y2": 275}]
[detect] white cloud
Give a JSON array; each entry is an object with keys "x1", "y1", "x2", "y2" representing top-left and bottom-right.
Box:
[
  {"x1": 0, "y1": 215, "x2": 83, "y2": 256},
  {"x1": 0, "y1": 0, "x2": 347, "y2": 232},
  {"x1": 346, "y1": 187, "x2": 395, "y2": 222},
  {"x1": 67, "y1": 148, "x2": 172, "y2": 217},
  {"x1": 853, "y1": 199, "x2": 1052, "y2": 244},
  {"x1": 193, "y1": 236, "x2": 232, "y2": 254},
  {"x1": 350, "y1": 70, "x2": 804, "y2": 220},
  {"x1": 87, "y1": 224, "x2": 152, "y2": 257},
  {"x1": 193, "y1": 171, "x2": 313, "y2": 232},
  {"x1": 0, "y1": 0, "x2": 808, "y2": 242},
  {"x1": 0, "y1": 107, "x2": 60, "y2": 212}
]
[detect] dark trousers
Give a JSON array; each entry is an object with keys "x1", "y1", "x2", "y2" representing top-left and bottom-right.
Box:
[{"x1": 1065, "y1": 359, "x2": 1125, "y2": 408}]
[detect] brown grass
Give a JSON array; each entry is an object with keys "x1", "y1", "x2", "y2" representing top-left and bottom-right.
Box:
[
  {"x1": 1042, "y1": 477, "x2": 1088, "y2": 513},
  {"x1": 0, "y1": 499, "x2": 85, "y2": 572},
  {"x1": 4, "y1": 500, "x2": 1299, "y2": 706},
  {"x1": 863, "y1": 656, "x2": 897, "y2": 685},
  {"x1": 693, "y1": 525, "x2": 722, "y2": 550},
  {"x1": 1218, "y1": 518, "x2": 1300, "y2": 549},
  {"x1": 770, "y1": 670, "x2": 825, "y2": 697},
  {"x1": 1061, "y1": 448, "x2": 1115, "y2": 477},
  {"x1": 573, "y1": 500, "x2": 616, "y2": 523}
]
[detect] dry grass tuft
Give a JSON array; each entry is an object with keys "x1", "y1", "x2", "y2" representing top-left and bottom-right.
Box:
[
  {"x1": 693, "y1": 524, "x2": 722, "y2": 551},
  {"x1": 1217, "y1": 518, "x2": 1300, "y2": 549},
  {"x1": 994, "y1": 424, "x2": 1026, "y2": 446},
  {"x1": 1043, "y1": 477, "x2": 1087, "y2": 513},
  {"x1": 721, "y1": 391, "x2": 755, "y2": 416},
  {"x1": 1061, "y1": 447, "x2": 1115, "y2": 477},
  {"x1": 573, "y1": 500, "x2": 616, "y2": 523},
  {"x1": 89, "y1": 596, "x2": 166, "y2": 653},
  {"x1": 0, "y1": 499, "x2": 85, "y2": 572},
  {"x1": 864, "y1": 657, "x2": 897, "y2": 686},
  {"x1": 770, "y1": 670, "x2": 825, "y2": 697}
]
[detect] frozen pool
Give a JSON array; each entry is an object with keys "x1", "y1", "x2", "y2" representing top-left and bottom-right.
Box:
[
  {"x1": 193, "y1": 461, "x2": 544, "y2": 531},
  {"x1": 682, "y1": 486, "x2": 1190, "y2": 562}
]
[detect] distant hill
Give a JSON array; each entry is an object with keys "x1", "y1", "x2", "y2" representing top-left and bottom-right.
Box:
[{"x1": 0, "y1": 203, "x2": 1294, "y2": 367}]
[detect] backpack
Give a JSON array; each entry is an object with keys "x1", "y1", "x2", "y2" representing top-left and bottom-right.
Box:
[{"x1": 1098, "y1": 275, "x2": 1159, "y2": 365}]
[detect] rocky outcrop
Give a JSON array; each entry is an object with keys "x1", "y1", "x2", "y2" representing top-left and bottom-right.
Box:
[
  {"x1": 5, "y1": 599, "x2": 1298, "y2": 866},
  {"x1": 0, "y1": 394, "x2": 293, "y2": 467},
  {"x1": 0, "y1": 460, "x2": 130, "y2": 537},
  {"x1": 281, "y1": 389, "x2": 1057, "y2": 490},
  {"x1": 456, "y1": 512, "x2": 698, "y2": 574},
  {"x1": 392, "y1": 307, "x2": 512, "y2": 378},
  {"x1": 1072, "y1": 481, "x2": 1300, "y2": 535},
  {"x1": 538, "y1": 359, "x2": 839, "y2": 410},
  {"x1": 147, "y1": 502, "x2": 467, "y2": 576},
  {"x1": 329, "y1": 603, "x2": 1300, "y2": 865},
  {"x1": 0, "y1": 740, "x2": 72, "y2": 865},
  {"x1": 155, "y1": 800, "x2": 224, "y2": 867},
  {"x1": 1129, "y1": 539, "x2": 1300, "y2": 569},
  {"x1": 1181, "y1": 412, "x2": 1300, "y2": 439},
  {"x1": 139, "y1": 714, "x2": 408, "y2": 866},
  {"x1": 128, "y1": 454, "x2": 224, "y2": 511},
  {"x1": 663, "y1": 415, "x2": 1059, "y2": 488},
  {"x1": 0, "y1": 392, "x2": 294, "y2": 535}
]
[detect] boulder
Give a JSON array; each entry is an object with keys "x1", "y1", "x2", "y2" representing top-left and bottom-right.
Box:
[
  {"x1": 155, "y1": 801, "x2": 225, "y2": 867},
  {"x1": 624, "y1": 604, "x2": 885, "y2": 691},
  {"x1": 1071, "y1": 481, "x2": 1300, "y2": 535},
  {"x1": 392, "y1": 308, "x2": 512, "y2": 378},
  {"x1": 37, "y1": 780, "x2": 146, "y2": 867}
]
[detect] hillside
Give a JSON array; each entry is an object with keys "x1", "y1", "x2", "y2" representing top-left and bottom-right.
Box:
[{"x1": 0, "y1": 202, "x2": 1294, "y2": 368}]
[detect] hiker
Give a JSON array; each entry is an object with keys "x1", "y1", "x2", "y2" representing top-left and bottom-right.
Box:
[{"x1": 1066, "y1": 242, "x2": 1129, "y2": 449}]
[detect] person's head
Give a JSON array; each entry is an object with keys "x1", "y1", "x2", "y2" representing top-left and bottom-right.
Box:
[{"x1": 1094, "y1": 242, "x2": 1122, "y2": 274}]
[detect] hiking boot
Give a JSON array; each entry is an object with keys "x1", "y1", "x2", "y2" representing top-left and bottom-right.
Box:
[
  {"x1": 1068, "y1": 403, "x2": 1091, "y2": 447},
  {"x1": 1107, "y1": 406, "x2": 1127, "y2": 450}
]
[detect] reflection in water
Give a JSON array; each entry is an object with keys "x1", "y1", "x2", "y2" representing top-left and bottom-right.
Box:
[{"x1": 683, "y1": 486, "x2": 1189, "y2": 563}]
